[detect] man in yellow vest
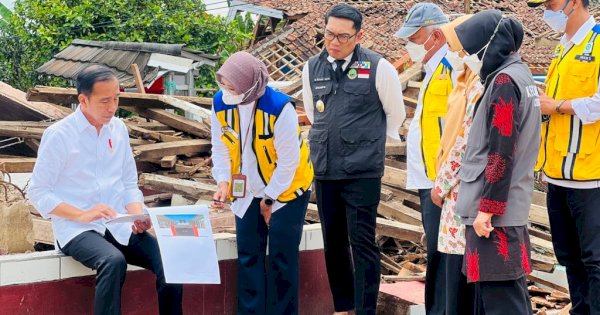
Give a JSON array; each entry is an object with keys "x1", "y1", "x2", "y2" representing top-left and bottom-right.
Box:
[
  {"x1": 396, "y1": 3, "x2": 456, "y2": 314},
  {"x1": 529, "y1": 0, "x2": 600, "y2": 313}
]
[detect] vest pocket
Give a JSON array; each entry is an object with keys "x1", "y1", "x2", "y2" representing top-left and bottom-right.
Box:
[
  {"x1": 342, "y1": 81, "x2": 370, "y2": 110},
  {"x1": 560, "y1": 61, "x2": 599, "y2": 99},
  {"x1": 308, "y1": 128, "x2": 328, "y2": 175},
  {"x1": 340, "y1": 128, "x2": 383, "y2": 174}
]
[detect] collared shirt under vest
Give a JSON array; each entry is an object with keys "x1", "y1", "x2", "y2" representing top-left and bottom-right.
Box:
[
  {"x1": 211, "y1": 86, "x2": 313, "y2": 218},
  {"x1": 536, "y1": 21, "x2": 600, "y2": 183},
  {"x1": 306, "y1": 45, "x2": 388, "y2": 180},
  {"x1": 407, "y1": 45, "x2": 455, "y2": 190}
]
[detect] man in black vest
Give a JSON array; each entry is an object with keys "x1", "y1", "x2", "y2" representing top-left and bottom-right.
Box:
[{"x1": 301, "y1": 4, "x2": 406, "y2": 314}]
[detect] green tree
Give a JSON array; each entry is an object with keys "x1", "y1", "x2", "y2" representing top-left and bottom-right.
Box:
[
  {"x1": 0, "y1": 0, "x2": 253, "y2": 91},
  {"x1": 0, "y1": 3, "x2": 11, "y2": 28}
]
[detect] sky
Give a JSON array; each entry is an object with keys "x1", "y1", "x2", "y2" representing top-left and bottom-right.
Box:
[{"x1": 0, "y1": 0, "x2": 230, "y2": 16}]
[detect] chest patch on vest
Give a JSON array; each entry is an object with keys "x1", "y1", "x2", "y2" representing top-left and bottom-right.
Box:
[
  {"x1": 314, "y1": 76, "x2": 331, "y2": 82},
  {"x1": 347, "y1": 68, "x2": 358, "y2": 80},
  {"x1": 575, "y1": 54, "x2": 595, "y2": 62},
  {"x1": 350, "y1": 61, "x2": 371, "y2": 69}
]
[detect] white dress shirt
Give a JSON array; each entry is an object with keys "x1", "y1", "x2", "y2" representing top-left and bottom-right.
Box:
[
  {"x1": 545, "y1": 17, "x2": 600, "y2": 189},
  {"x1": 407, "y1": 44, "x2": 457, "y2": 190},
  {"x1": 27, "y1": 107, "x2": 144, "y2": 247},
  {"x1": 211, "y1": 101, "x2": 301, "y2": 218},
  {"x1": 302, "y1": 52, "x2": 406, "y2": 141}
]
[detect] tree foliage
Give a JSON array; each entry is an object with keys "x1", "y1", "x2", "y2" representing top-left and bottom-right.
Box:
[{"x1": 0, "y1": 0, "x2": 253, "y2": 91}]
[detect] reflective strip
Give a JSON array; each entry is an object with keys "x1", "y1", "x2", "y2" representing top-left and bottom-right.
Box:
[
  {"x1": 263, "y1": 112, "x2": 269, "y2": 135},
  {"x1": 563, "y1": 153, "x2": 575, "y2": 180},
  {"x1": 568, "y1": 116, "x2": 582, "y2": 153},
  {"x1": 226, "y1": 109, "x2": 233, "y2": 127}
]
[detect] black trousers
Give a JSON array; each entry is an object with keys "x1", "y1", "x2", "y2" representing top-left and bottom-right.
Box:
[
  {"x1": 419, "y1": 189, "x2": 445, "y2": 315},
  {"x1": 443, "y1": 253, "x2": 473, "y2": 315},
  {"x1": 60, "y1": 230, "x2": 183, "y2": 315},
  {"x1": 547, "y1": 184, "x2": 600, "y2": 315},
  {"x1": 473, "y1": 276, "x2": 533, "y2": 315},
  {"x1": 315, "y1": 178, "x2": 381, "y2": 315},
  {"x1": 235, "y1": 194, "x2": 309, "y2": 315}
]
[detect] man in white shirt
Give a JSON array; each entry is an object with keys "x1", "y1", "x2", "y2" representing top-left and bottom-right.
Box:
[
  {"x1": 27, "y1": 65, "x2": 182, "y2": 315},
  {"x1": 395, "y1": 3, "x2": 456, "y2": 314},
  {"x1": 529, "y1": 0, "x2": 600, "y2": 313},
  {"x1": 302, "y1": 4, "x2": 405, "y2": 315}
]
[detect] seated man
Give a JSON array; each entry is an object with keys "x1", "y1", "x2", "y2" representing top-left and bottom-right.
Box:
[{"x1": 27, "y1": 65, "x2": 183, "y2": 315}]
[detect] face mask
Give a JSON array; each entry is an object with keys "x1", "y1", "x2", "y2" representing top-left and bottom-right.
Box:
[
  {"x1": 221, "y1": 88, "x2": 245, "y2": 105},
  {"x1": 462, "y1": 18, "x2": 504, "y2": 76},
  {"x1": 406, "y1": 32, "x2": 434, "y2": 63},
  {"x1": 219, "y1": 81, "x2": 259, "y2": 105},
  {"x1": 543, "y1": 0, "x2": 574, "y2": 33},
  {"x1": 445, "y1": 50, "x2": 464, "y2": 70}
]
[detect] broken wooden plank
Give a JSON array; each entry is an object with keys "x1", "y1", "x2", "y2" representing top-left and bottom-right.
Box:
[
  {"x1": 532, "y1": 296, "x2": 556, "y2": 308},
  {"x1": 158, "y1": 94, "x2": 211, "y2": 123},
  {"x1": 0, "y1": 125, "x2": 45, "y2": 139},
  {"x1": 527, "y1": 274, "x2": 569, "y2": 294},
  {"x1": 32, "y1": 217, "x2": 54, "y2": 245},
  {"x1": 132, "y1": 139, "x2": 211, "y2": 161},
  {"x1": 122, "y1": 106, "x2": 210, "y2": 138},
  {"x1": 382, "y1": 166, "x2": 407, "y2": 189},
  {"x1": 27, "y1": 86, "x2": 213, "y2": 108},
  {"x1": 0, "y1": 157, "x2": 37, "y2": 173},
  {"x1": 531, "y1": 251, "x2": 557, "y2": 273},
  {"x1": 0, "y1": 82, "x2": 71, "y2": 121},
  {"x1": 139, "y1": 173, "x2": 216, "y2": 200},
  {"x1": 380, "y1": 187, "x2": 394, "y2": 201},
  {"x1": 381, "y1": 274, "x2": 426, "y2": 282},
  {"x1": 160, "y1": 155, "x2": 178, "y2": 168},
  {"x1": 385, "y1": 142, "x2": 407, "y2": 156},
  {"x1": 376, "y1": 217, "x2": 424, "y2": 244},
  {"x1": 305, "y1": 203, "x2": 320, "y2": 222},
  {"x1": 127, "y1": 124, "x2": 182, "y2": 142},
  {"x1": 378, "y1": 200, "x2": 422, "y2": 226}
]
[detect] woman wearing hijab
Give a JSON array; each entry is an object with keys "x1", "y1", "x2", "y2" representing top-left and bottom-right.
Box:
[
  {"x1": 453, "y1": 10, "x2": 541, "y2": 314},
  {"x1": 210, "y1": 52, "x2": 313, "y2": 315},
  {"x1": 431, "y1": 14, "x2": 484, "y2": 315}
]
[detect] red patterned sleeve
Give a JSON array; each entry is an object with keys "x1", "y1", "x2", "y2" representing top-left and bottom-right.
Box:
[{"x1": 479, "y1": 73, "x2": 520, "y2": 216}]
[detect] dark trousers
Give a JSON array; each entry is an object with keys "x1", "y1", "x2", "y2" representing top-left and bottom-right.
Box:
[
  {"x1": 473, "y1": 276, "x2": 533, "y2": 315},
  {"x1": 315, "y1": 178, "x2": 381, "y2": 315},
  {"x1": 547, "y1": 184, "x2": 600, "y2": 315},
  {"x1": 60, "y1": 230, "x2": 183, "y2": 315},
  {"x1": 419, "y1": 189, "x2": 445, "y2": 315},
  {"x1": 235, "y1": 194, "x2": 309, "y2": 315},
  {"x1": 443, "y1": 253, "x2": 473, "y2": 315}
]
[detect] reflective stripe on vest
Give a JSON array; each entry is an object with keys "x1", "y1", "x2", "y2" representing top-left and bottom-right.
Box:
[
  {"x1": 536, "y1": 25, "x2": 600, "y2": 181},
  {"x1": 421, "y1": 57, "x2": 453, "y2": 181}
]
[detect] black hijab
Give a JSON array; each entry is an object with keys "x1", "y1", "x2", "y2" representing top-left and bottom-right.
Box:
[{"x1": 455, "y1": 10, "x2": 524, "y2": 82}]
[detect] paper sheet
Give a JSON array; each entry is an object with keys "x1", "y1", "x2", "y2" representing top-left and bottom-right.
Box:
[
  {"x1": 147, "y1": 205, "x2": 221, "y2": 284},
  {"x1": 105, "y1": 213, "x2": 149, "y2": 225}
]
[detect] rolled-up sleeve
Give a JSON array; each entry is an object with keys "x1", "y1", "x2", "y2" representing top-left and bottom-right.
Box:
[
  {"x1": 210, "y1": 108, "x2": 232, "y2": 183},
  {"x1": 571, "y1": 86, "x2": 600, "y2": 124},
  {"x1": 27, "y1": 129, "x2": 67, "y2": 219},
  {"x1": 120, "y1": 123, "x2": 144, "y2": 206}
]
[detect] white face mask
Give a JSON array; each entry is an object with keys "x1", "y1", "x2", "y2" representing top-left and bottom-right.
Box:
[
  {"x1": 543, "y1": 0, "x2": 573, "y2": 33},
  {"x1": 445, "y1": 50, "x2": 464, "y2": 70},
  {"x1": 406, "y1": 32, "x2": 434, "y2": 63},
  {"x1": 462, "y1": 18, "x2": 504, "y2": 76},
  {"x1": 219, "y1": 81, "x2": 259, "y2": 105},
  {"x1": 222, "y1": 88, "x2": 245, "y2": 105}
]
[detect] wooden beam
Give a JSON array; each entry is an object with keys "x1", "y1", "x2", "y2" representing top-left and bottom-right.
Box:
[
  {"x1": 157, "y1": 94, "x2": 211, "y2": 123},
  {"x1": 138, "y1": 173, "x2": 217, "y2": 199},
  {"x1": 382, "y1": 166, "x2": 407, "y2": 189},
  {"x1": 27, "y1": 86, "x2": 213, "y2": 109},
  {"x1": 378, "y1": 200, "x2": 422, "y2": 226},
  {"x1": 132, "y1": 139, "x2": 211, "y2": 161},
  {"x1": 0, "y1": 82, "x2": 71, "y2": 121},
  {"x1": 0, "y1": 126, "x2": 45, "y2": 139},
  {"x1": 122, "y1": 106, "x2": 210, "y2": 138},
  {"x1": 131, "y1": 64, "x2": 146, "y2": 94},
  {"x1": 127, "y1": 124, "x2": 182, "y2": 142},
  {"x1": 376, "y1": 217, "x2": 424, "y2": 244},
  {"x1": 385, "y1": 142, "x2": 406, "y2": 156},
  {"x1": 32, "y1": 217, "x2": 54, "y2": 245},
  {"x1": 160, "y1": 155, "x2": 178, "y2": 168},
  {"x1": 0, "y1": 157, "x2": 37, "y2": 173}
]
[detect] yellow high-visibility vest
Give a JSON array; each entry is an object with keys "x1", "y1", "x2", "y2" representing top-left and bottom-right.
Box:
[
  {"x1": 536, "y1": 25, "x2": 600, "y2": 181},
  {"x1": 421, "y1": 57, "x2": 453, "y2": 181},
  {"x1": 213, "y1": 87, "x2": 313, "y2": 202}
]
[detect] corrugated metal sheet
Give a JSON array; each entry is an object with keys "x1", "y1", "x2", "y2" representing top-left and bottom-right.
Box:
[{"x1": 37, "y1": 40, "x2": 217, "y2": 88}]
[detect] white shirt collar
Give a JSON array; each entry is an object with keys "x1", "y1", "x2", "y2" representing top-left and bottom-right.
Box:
[
  {"x1": 327, "y1": 52, "x2": 354, "y2": 68},
  {"x1": 561, "y1": 16, "x2": 596, "y2": 46},
  {"x1": 425, "y1": 44, "x2": 449, "y2": 74},
  {"x1": 74, "y1": 105, "x2": 113, "y2": 133}
]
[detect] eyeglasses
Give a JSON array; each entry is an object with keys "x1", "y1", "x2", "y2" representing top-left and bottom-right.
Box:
[{"x1": 324, "y1": 30, "x2": 357, "y2": 43}]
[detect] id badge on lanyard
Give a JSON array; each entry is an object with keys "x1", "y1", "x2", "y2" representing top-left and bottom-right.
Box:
[{"x1": 230, "y1": 104, "x2": 256, "y2": 199}]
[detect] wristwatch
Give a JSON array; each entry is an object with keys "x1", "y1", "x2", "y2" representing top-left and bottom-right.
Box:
[{"x1": 263, "y1": 196, "x2": 274, "y2": 206}]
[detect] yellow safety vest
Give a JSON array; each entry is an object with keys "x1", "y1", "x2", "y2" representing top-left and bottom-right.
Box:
[
  {"x1": 536, "y1": 25, "x2": 600, "y2": 181},
  {"x1": 213, "y1": 87, "x2": 313, "y2": 202},
  {"x1": 421, "y1": 58, "x2": 453, "y2": 181}
]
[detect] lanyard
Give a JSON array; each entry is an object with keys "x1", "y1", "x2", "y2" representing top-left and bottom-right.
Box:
[{"x1": 238, "y1": 102, "x2": 257, "y2": 174}]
